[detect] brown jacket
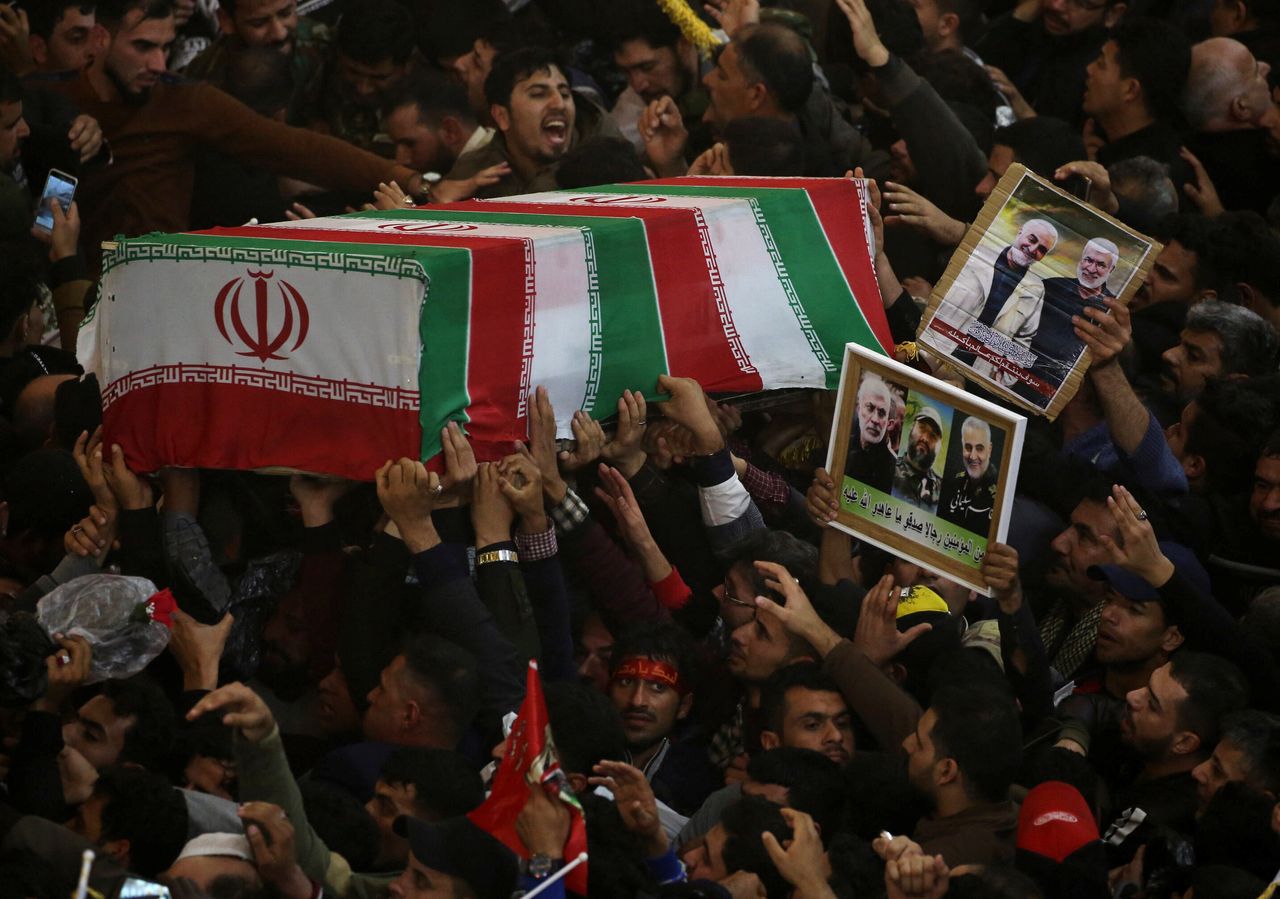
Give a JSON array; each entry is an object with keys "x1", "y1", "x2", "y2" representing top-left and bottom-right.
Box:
[
  {"x1": 913, "y1": 800, "x2": 1020, "y2": 866},
  {"x1": 52, "y1": 74, "x2": 415, "y2": 269}
]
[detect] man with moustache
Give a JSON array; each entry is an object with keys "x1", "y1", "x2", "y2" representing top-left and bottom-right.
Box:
[
  {"x1": 47, "y1": 0, "x2": 424, "y2": 272},
  {"x1": 184, "y1": 0, "x2": 329, "y2": 125},
  {"x1": 935, "y1": 218, "x2": 1058, "y2": 366},
  {"x1": 1014, "y1": 237, "x2": 1120, "y2": 408},
  {"x1": 606, "y1": 623, "x2": 718, "y2": 817},
  {"x1": 975, "y1": 0, "x2": 1124, "y2": 123},
  {"x1": 892, "y1": 406, "x2": 946, "y2": 514},
  {"x1": 845, "y1": 374, "x2": 897, "y2": 494},
  {"x1": 938, "y1": 417, "x2": 999, "y2": 534},
  {"x1": 444, "y1": 47, "x2": 577, "y2": 199}
]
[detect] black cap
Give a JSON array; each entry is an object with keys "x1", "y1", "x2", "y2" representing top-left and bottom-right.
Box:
[{"x1": 393, "y1": 816, "x2": 518, "y2": 899}]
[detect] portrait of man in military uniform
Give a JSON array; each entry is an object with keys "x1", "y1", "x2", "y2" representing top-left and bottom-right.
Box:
[
  {"x1": 937, "y1": 416, "x2": 1002, "y2": 535},
  {"x1": 891, "y1": 404, "x2": 948, "y2": 515}
]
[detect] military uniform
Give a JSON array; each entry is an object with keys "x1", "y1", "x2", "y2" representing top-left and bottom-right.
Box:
[
  {"x1": 892, "y1": 456, "x2": 942, "y2": 514},
  {"x1": 937, "y1": 464, "x2": 999, "y2": 535},
  {"x1": 183, "y1": 16, "x2": 331, "y2": 127}
]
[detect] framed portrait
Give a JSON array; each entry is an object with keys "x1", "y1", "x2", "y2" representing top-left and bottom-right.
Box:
[
  {"x1": 916, "y1": 164, "x2": 1159, "y2": 420},
  {"x1": 826, "y1": 344, "x2": 1026, "y2": 594}
]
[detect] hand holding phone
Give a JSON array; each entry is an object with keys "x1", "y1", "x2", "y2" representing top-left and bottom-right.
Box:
[{"x1": 33, "y1": 168, "x2": 77, "y2": 234}]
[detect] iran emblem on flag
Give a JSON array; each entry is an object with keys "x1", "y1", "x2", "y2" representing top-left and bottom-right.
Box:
[{"x1": 468, "y1": 660, "x2": 588, "y2": 895}]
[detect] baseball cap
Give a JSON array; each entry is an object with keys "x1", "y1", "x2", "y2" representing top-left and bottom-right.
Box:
[
  {"x1": 393, "y1": 816, "x2": 518, "y2": 899},
  {"x1": 913, "y1": 407, "x2": 944, "y2": 433},
  {"x1": 1017, "y1": 781, "x2": 1099, "y2": 862},
  {"x1": 896, "y1": 585, "x2": 950, "y2": 618},
  {"x1": 1087, "y1": 542, "x2": 1211, "y2": 605}
]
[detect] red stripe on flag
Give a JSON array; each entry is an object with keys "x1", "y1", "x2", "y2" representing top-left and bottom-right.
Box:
[
  {"x1": 642, "y1": 178, "x2": 896, "y2": 353},
  {"x1": 451, "y1": 200, "x2": 766, "y2": 394},
  {"x1": 212, "y1": 225, "x2": 538, "y2": 462},
  {"x1": 101, "y1": 379, "x2": 419, "y2": 480}
]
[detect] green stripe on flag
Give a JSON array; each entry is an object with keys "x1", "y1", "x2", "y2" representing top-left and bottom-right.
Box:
[
  {"x1": 349, "y1": 209, "x2": 669, "y2": 418},
  {"x1": 588, "y1": 184, "x2": 885, "y2": 389},
  {"x1": 410, "y1": 247, "x2": 473, "y2": 461}
]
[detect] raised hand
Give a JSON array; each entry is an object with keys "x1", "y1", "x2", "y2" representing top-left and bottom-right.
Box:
[
  {"x1": 560, "y1": 410, "x2": 606, "y2": 472},
  {"x1": 882, "y1": 182, "x2": 966, "y2": 247},
  {"x1": 589, "y1": 760, "x2": 666, "y2": 856},
  {"x1": 980, "y1": 542, "x2": 1022, "y2": 614},
  {"x1": 760, "y1": 809, "x2": 832, "y2": 894},
  {"x1": 704, "y1": 0, "x2": 760, "y2": 37},
  {"x1": 67, "y1": 115, "x2": 103, "y2": 163},
  {"x1": 36, "y1": 634, "x2": 92, "y2": 713},
  {"x1": 497, "y1": 448, "x2": 547, "y2": 533},
  {"x1": 515, "y1": 781, "x2": 571, "y2": 859},
  {"x1": 526, "y1": 386, "x2": 568, "y2": 502},
  {"x1": 654, "y1": 374, "x2": 723, "y2": 455},
  {"x1": 1099, "y1": 485, "x2": 1172, "y2": 588},
  {"x1": 1054, "y1": 160, "x2": 1117, "y2": 214},
  {"x1": 833, "y1": 0, "x2": 889, "y2": 67},
  {"x1": 439, "y1": 420, "x2": 478, "y2": 503},
  {"x1": 375, "y1": 458, "x2": 441, "y2": 552},
  {"x1": 472, "y1": 462, "x2": 516, "y2": 546},
  {"x1": 187, "y1": 682, "x2": 277, "y2": 743},
  {"x1": 240, "y1": 802, "x2": 312, "y2": 899},
  {"x1": 168, "y1": 609, "x2": 234, "y2": 692},
  {"x1": 65, "y1": 505, "x2": 114, "y2": 561},
  {"x1": 754, "y1": 560, "x2": 842, "y2": 657},
  {"x1": 806, "y1": 468, "x2": 839, "y2": 525},
  {"x1": 639, "y1": 96, "x2": 689, "y2": 176},
  {"x1": 1074, "y1": 297, "x2": 1130, "y2": 369},
  {"x1": 985, "y1": 65, "x2": 1035, "y2": 120},
  {"x1": 1180, "y1": 147, "x2": 1225, "y2": 218},
  {"x1": 103, "y1": 443, "x2": 154, "y2": 511},
  {"x1": 689, "y1": 142, "x2": 732, "y2": 176},
  {"x1": 852, "y1": 575, "x2": 931, "y2": 667},
  {"x1": 601, "y1": 389, "x2": 648, "y2": 477}
]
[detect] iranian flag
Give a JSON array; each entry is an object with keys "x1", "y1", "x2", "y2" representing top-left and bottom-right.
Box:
[{"x1": 79, "y1": 178, "x2": 889, "y2": 478}]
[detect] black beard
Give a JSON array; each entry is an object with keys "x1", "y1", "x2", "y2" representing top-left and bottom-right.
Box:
[
  {"x1": 106, "y1": 64, "x2": 152, "y2": 107},
  {"x1": 906, "y1": 445, "x2": 936, "y2": 471}
]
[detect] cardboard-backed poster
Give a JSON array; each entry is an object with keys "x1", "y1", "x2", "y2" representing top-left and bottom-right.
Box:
[
  {"x1": 826, "y1": 344, "x2": 1026, "y2": 594},
  {"x1": 916, "y1": 165, "x2": 1159, "y2": 419}
]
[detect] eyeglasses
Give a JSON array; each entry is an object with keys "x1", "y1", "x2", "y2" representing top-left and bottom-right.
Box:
[{"x1": 720, "y1": 578, "x2": 757, "y2": 623}]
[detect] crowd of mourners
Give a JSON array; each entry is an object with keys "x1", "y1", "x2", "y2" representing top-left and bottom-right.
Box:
[{"x1": 2, "y1": 0, "x2": 1280, "y2": 895}]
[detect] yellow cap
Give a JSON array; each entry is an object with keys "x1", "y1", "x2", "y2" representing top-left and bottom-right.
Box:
[{"x1": 896, "y1": 585, "x2": 949, "y2": 618}]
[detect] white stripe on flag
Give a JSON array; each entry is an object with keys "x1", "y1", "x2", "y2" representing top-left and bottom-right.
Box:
[
  {"x1": 88, "y1": 253, "x2": 424, "y2": 409},
  {"x1": 488, "y1": 192, "x2": 830, "y2": 387},
  {"x1": 258, "y1": 217, "x2": 595, "y2": 435}
]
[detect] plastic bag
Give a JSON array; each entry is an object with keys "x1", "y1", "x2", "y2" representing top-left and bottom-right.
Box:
[{"x1": 35, "y1": 575, "x2": 175, "y2": 683}]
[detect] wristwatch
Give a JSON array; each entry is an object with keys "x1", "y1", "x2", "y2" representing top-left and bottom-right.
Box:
[{"x1": 522, "y1": 854, "x2": 561, "y2": 879}]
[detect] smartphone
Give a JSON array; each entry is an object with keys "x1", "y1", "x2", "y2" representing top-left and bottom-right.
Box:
[
  {"x1": 33, "y1": 168, "x2": 77, "y2": 233},
  {"x1": 117, "y1": 878, "x2": 172, "y2": 899}
]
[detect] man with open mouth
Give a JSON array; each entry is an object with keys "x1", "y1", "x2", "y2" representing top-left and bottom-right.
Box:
[{"x1": 443, "y1": 45, "x2": 588, "y2": 199}]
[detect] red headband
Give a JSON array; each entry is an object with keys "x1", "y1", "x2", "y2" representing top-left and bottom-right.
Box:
[{"x1": 611, "y1": 657, "x2": 688, "y2": 695}]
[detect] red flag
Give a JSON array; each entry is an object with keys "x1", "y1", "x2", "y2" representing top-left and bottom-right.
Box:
[{"x1": 467, "y1": 661, "x2": 589, "y2": 894}]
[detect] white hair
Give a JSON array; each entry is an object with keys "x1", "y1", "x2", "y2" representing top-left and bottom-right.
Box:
[
  {"x1": 1083, "y1": 237, "x2": 1119, "y2": 261},
  {"x1": 1020, "y1": 218, "x2": 1059, "y2": 243},
  {"x1": 960, "y1": 416, "x2": 991, "y2": 442},
  {"x1": 1185, "y1": 38, "x2": 1251, "y2": 130},
  {"x1": 857, "y1": 373, "x2": 890, "y2": 403}
]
